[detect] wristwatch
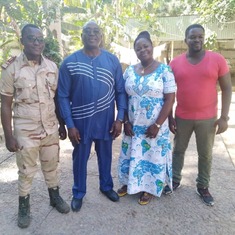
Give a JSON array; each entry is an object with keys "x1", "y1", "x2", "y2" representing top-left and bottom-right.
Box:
[{"x1": 154, "y1": 123, "x2": 161, "y2": 128}]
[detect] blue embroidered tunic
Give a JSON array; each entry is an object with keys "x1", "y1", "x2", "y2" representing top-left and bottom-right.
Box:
[{"x1": 58, "y1": 49, "x2": 127, "y2": 143}]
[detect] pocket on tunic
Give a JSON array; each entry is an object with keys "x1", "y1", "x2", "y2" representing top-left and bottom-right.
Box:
[
  {"x1": 14, "y1": 78, "x2": 36, "y2": 102},
  {"x1": 44, "y1": 72, "x2": 57, "y2": 99}
]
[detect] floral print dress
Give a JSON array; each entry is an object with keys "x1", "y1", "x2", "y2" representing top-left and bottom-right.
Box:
[{"x1": 118, "y1": 63, "x2": 176, "y2": 197}]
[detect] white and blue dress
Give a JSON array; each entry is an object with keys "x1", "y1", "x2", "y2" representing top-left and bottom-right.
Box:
[{"x1": 118, "y1": 64, "x2": 176, "y2": 197}]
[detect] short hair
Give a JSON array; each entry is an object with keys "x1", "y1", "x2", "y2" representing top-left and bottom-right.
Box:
[
  {"x1": 185, "y1": 24, "x2": 205, "y2": 38},
  {"x1": 134, "y1": 31, "x2": 153, "y2": 48},
  {"x1": 82, "y1": 20, "x2": 99, "y2": 30},
  {"x1": 21, "y1": 24, "x2": 40, "y2": 38}
]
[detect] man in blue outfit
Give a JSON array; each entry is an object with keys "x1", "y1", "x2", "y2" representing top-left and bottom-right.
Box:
[{"x1": 57, "y1": 21, "x2": 127, "y2": 212}]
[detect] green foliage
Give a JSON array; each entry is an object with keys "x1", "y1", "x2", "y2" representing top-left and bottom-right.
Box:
[
  {"x1": 0, "y1": 0, "x2": 59, "y2": 34},
  {"x1": 43, "y1": 36, "x2": 62, "y2": 67},
  {"x1": 61, "y1": 0, "x2": 198, "y2": 54},
  {"x1": 0, "y1": 0, "x2": 62, "y2": 65},
  {"x1": 204, "y1": 32, "x2": 218, "y2": 50},
  {"x1": 1, "y1": 0, "x2": 234, "y2": 61},
  {"x1": 195, "y1": 0, "x2": 235, "y2": 23},
  {"x1": 62, "y1": 0, "x2": 164, "y2": 51},
  {"x1": 193, "y1": 0, "x2": 235, "y2": 51}
]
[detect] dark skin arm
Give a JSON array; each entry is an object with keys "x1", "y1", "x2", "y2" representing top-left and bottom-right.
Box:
[
  {"x1": 1, "y1": 94, "x2": 20, "y2": 152},
  {"x1": 214, "y1": 72, "x2": 232, "y2": 134},
  {"x1": 54, "y1": 91, "x2": 67, "y2": 140},
  {"x1": 124, "y1": 93, "x2": 175, "y2": 138},
  {"x1": 168, "y1": 110, "x2": 177, "y2": 134},
  {"x1": 68, "y1": 127, "x2": 81, "y2": 145},
  {"x1": 110, "y1": 120, "x2": 122, "y2": 139},
  {"x1": 124, "y1": 112, "x2": 134, "y2": 137},
  {"x1": 145, "y1": 93, "x2": 175, "y2": 138},
  {"x1": 169, "y1": 73, "x2": 232, "y2": 135}
]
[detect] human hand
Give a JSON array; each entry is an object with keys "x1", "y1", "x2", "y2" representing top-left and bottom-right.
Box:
[
  {"x1": 145, "y1": 124, "x2": 159, "y2": 139},
  {"x1": 124, "y1": 122, "x2": 134, "y2": 137},
  {"x1": 5, "y1": 136, "x2": 21, "y2": 152},
  {"x1": 58, "y1": 125, "x2": 67, "y2": 140},
  {"x1": 68, "y1": 127, "x2": 81, "y2": 145},
  {"x1": 214, "y1": 118, "x2": 229, "y2": 134},
  {"x1": 110, "y1": 120, "x2": 122, "y2": 139},
  {"x1": 169, "y1": 117, "x2": 177, "y2": 134}
]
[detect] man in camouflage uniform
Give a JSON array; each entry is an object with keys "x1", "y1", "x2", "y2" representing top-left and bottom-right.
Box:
[{"x1": 0, "y1": 24, "x2": 70, "y2": 228}]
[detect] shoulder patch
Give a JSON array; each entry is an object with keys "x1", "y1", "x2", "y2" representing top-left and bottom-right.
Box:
[{"x1": 1, "y1": 56, "x2": 16, "y2": 69}]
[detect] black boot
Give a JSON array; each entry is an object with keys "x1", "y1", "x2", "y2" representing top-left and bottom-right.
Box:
[
  {"x1": 18, "y1": 195, "x2": 30, "y2": 228},
  {"x1": 48, "y1": 187, "x2": 70, "y2": 214}
]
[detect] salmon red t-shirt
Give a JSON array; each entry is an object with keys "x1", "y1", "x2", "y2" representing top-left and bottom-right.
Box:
[{"x1": 170, "y1": 51, "x2": 229, "y2": 120}]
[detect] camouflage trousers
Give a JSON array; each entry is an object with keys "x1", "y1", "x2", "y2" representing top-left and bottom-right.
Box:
[{"x1": 15, "y1": 128, "x2": 60, "y2": 197}]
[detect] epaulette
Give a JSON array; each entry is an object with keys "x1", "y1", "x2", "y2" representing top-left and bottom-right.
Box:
[{"x1": 1, "y1": 56, "x2": 17, "y2": 69}]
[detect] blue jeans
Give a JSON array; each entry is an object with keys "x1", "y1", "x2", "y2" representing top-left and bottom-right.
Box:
[{"x1": 172, "y1": 117, "x2": 216, "y2": 188}]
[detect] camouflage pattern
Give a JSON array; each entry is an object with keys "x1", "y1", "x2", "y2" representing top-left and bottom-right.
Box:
[
  {"x1": 0, "y1": 53, "x2": 60, "y2": 196},
  {"x1": 1, "y1": 53, "x2": 59, "y2": 135},
  {"x1": 16, "y1": 131, "x2": 60, "y2": 196}
]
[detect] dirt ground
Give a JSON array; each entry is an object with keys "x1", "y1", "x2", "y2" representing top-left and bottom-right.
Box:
[{"x1": 0, "y1": 93, "x2": 235, "y2": 235}]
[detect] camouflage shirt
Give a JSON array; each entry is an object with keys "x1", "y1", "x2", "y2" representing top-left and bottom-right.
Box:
[{"x1": 0, "y1": 53, "x2": 59, "y2": 135}]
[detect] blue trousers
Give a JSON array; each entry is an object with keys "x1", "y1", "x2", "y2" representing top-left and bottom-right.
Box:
[{"x1": 72, "y1": 139, "x2": 114, "y2": 199}]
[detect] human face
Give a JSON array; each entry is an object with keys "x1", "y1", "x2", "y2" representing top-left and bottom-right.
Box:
[
  {"x1": 21, "y1": 27, "x2": 45, "y2": 60},
  {"x1": 134, "y1": 38, "x2": 153, "y2": 63},
  {"x1": 185, "y1": 27, "x2": 205, "y2": 53},
  {"x1": 81, "y1": 22, "x2": 102, "y2": 50}
]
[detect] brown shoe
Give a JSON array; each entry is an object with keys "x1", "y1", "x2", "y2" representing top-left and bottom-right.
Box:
[
  {"x1": 117, "y1": 185, "x2": 127, "y2": 197},
  {"x1": 138, "y1": 192, "x2": 153, "y2": 205}
]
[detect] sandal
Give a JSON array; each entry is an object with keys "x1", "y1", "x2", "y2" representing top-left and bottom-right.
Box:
[
  {"x1": 138, "y1": 192, "x2": 153, "y2": 205},
  {"x1": 117, "y1": 185, "x2": 127, "y2": 197}
]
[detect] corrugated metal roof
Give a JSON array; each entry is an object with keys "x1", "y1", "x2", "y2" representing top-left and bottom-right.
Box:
[{"x1": 157, "y1": 15, "x2": 235, "y2": 41}]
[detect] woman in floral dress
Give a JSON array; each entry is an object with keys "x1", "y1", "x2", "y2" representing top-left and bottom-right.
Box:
[{"x1": 118, "y1": 31, "x2": 176, "y2": 205}]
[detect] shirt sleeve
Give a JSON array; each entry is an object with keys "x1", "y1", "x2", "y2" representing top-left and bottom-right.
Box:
[
  {"x1": 162, "y1": 65, "x2": 177, "y2": 94},
  {"x1": 57, "y1": 61, "x2": 75, "y2": 128},
  {"x1": 217, "y1": 53, "x2": 229, "y2": 78},
  {"x1": 114, "y1": 58, "x2": 127, "y2": 121},
  {"x1": 0, "y1": 67, "x2": 14, "y2": 96}
]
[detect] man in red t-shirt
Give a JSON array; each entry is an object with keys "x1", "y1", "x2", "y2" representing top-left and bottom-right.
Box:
[{"x1": 163, "y1": 24, "x2": 232, "y2": 206}]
